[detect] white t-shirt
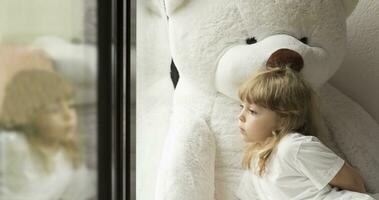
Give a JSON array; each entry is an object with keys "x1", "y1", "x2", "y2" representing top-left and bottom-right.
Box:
[
  {"x1": 236, "y1": 132, "x2": 375, "y2": 200},
  {"x1": 0, "y1": 131, "x2": 96, "y2": 200}
]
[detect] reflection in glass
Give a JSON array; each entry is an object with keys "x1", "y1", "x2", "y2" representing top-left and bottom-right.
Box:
[
  {"x1": 0, "y1": 0, "x2": 98, "y2": 199},
  {"x1": 0, "y1": 70, "x2": 95, "y2": 199}
]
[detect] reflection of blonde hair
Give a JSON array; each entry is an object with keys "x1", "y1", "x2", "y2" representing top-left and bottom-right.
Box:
[
  {"x1": 238, "y1": 66, "x2": 321, "y2": 176},
  {"x1": 0, "y1": 69, "x2": 81, "y2": 173}
]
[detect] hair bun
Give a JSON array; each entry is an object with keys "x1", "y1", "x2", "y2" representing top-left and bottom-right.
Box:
[{"x1": 265, "y1": 64, "x2": 299, "y2": 74}]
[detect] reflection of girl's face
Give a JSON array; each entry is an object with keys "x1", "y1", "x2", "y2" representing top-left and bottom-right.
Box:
[{"x1": 34, "y1": 99, "x2": 78, "y2": 143}]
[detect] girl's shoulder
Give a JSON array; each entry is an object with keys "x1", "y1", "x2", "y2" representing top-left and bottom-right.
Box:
[
  {"x1": 277, "y1": 132, "x2": 345, "y2": 190},
  {"x1": 276, "y1": 132, "x2": 340, "y2": 167},
  {"x1": 276, "y1": 132, "x2": 320, "y2": 159},
  {"x1": 280, "y1": 132, "x2": 319, "y2": 145}
]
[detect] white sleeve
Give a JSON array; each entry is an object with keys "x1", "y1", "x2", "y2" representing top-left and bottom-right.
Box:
[
  {"x1": 60, "y1": 166, "x2": 97, "y2": 200},
  {"x1": 236, "y1": 170, "x2": 260, "y2": 200},
  {"x1": 294, "y1": 136, "x2": 345, "y2": 190}
]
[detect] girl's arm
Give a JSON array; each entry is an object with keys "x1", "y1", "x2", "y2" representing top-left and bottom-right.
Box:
[{"x1": 329, "y1": 162, "x2": 366, "y2": 193}]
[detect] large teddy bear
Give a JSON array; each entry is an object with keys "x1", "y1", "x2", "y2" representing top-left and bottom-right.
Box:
[{"x1": 138, "y1": 0, "x2": 379, "y2": 199}]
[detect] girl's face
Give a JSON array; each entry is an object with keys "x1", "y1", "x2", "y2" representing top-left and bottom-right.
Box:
[
  {"x1": 238, "y1": 101, "x2": 280, "y2": 143},
  {"x1": 34, "y1": 98, "x2": 78, "y2": 144}
]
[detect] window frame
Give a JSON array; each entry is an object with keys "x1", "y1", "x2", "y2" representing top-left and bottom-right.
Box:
[{"x1": 97, "y1": 0, "x2": 127, "y2": 199}]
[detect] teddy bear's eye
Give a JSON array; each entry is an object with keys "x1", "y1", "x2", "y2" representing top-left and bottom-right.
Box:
[
  {"x1": 246, "y1": 37, "x2": 257, "y2": 45},
  {"x1": 300, "y1": 37, "x2": 308, "y2": 44}
]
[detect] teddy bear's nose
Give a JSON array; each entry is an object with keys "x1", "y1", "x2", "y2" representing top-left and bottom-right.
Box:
[{"x1": 266, "y1": 48, "x2": 304, "y2": 72}]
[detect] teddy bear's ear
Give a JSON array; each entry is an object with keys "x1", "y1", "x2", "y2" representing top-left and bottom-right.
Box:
[
  {"x1": 341, "y1": 0, "x2": 359, "y2": 17},
  {"x1": 163, "y1": 0, "x2": 188, "y2": 16}
]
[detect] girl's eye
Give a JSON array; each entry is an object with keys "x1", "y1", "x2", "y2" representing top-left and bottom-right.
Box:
[{"x1": 249, "y1": 109, "x2": 257, "y2": 114}]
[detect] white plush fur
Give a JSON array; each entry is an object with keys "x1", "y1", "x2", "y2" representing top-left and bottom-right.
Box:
[
  {"x1": 342, "y1": 0, "x2": 359, "y2": 16},
  {"x1": 136, "y1": 0, "x2": 174, "y2": 200},
  {"x1": 137, "y1": 0, "x2": 379, "y2": 199}
]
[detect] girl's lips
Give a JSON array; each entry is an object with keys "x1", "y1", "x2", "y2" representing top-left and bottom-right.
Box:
[{"x1": 239, "y1": 127, "x2": 245, "y2": 133}]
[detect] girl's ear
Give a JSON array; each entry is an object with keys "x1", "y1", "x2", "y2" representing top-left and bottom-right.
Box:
[
  {"x1": 164, "y1": 0, "x2": 189, "y2": 16},
  {"x1": 341, "y1": 0, "x2": 359, "y2": 17}
]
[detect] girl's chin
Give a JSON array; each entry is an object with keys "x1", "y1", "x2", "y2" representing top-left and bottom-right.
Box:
[
  {"x1": 240, "y1": 131, "x2": 246, "y2": 137},
  {"x1": 54, "y1": 130, "x2": 77, "y2": 143}
]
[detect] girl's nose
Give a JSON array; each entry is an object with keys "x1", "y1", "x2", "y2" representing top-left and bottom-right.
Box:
[{"x1": 238, "y1": 110, "x2": 245, "y2": 122}]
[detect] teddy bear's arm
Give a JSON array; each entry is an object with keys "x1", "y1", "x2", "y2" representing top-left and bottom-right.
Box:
[
  {"x1": 136, "y1": 1, "x2": 176, "y2": 199},
  {"x1": 155, "y1": 108, "x2": 216, "y2": 200}
]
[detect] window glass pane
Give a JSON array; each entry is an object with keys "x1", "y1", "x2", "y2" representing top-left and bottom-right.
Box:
[{"x1": 0, "y1": 1, "x2": 98, "y2": 199}]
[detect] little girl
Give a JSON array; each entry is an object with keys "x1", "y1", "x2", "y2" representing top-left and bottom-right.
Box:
[
  {"x1": 0, "y1": 69, "x2": 95, "y2": 200},
  {"x1": 236, "y1": 66, "x2": 375, "y2": 200}
]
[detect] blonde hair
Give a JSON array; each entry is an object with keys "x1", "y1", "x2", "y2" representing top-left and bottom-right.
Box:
[
  {"x1": 0, "y1": 69, "x2": 82, "y2": 173},
  {"x1": 238, "y1": 65, "x2": 321, "y2": 176}
]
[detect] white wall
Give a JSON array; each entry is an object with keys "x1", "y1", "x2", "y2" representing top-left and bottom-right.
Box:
[
  {"x1": 330, "y1": 0, "x2": 379, "y2": 124},
  {"x1": 0, "y1": 0, "x2": 84, "y2": 44}
]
